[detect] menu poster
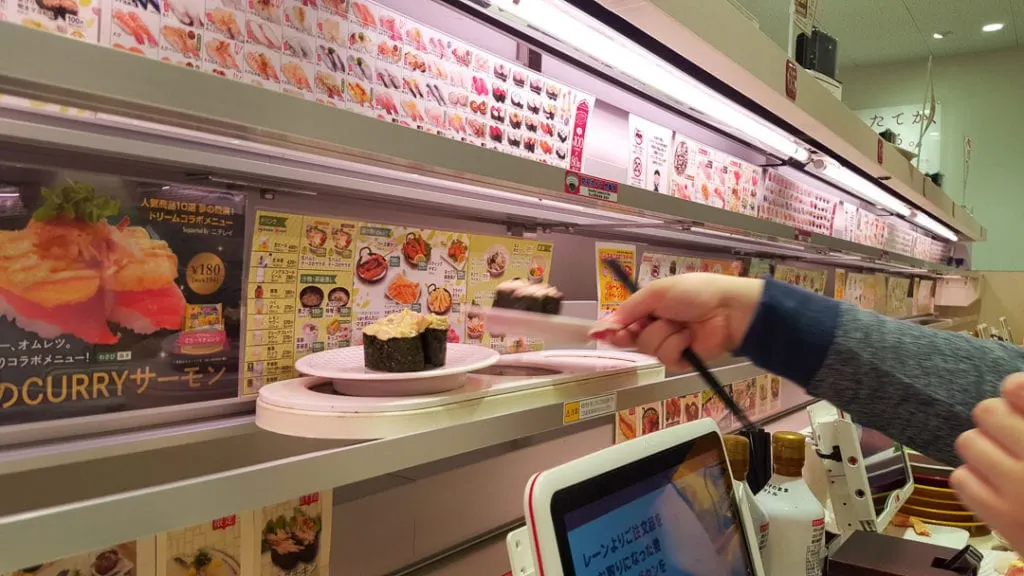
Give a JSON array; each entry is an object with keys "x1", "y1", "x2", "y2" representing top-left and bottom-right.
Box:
[
  {"x1": 681, "y1": 392, "x2": 702, "y2": 423},
  {"x1": 341, "y1": 0, "x2": 592, "y2": 168},
  {"x1": 7, "y1": 0, "x2": 99, "y2": 42},
  {"x1": 464, "y1": 234, "x2": 554, "y2": 353},
  {"x1": 638, "y1": 402, "x2": 663, "y2": 436},
  {"x1": 747, "y1": 258, "x2": 772, "y2": 279},
  {"x1": 668, "y1": 133, "x2": 699, "y2": 201},
  {"x1": 157, "y1": 514, "x2": 246, "y2": 576},
  {"x1": 294, "y1": 217, "x2": 357, "y2": 358},
  {"x1": 627, "y1": 114, "x2": 673, "y2": 194},
  {"x1": 615, "y1": 407, "x2": 638, "y2": 444},
  {"x1": 914, "y1": 279, "x2": 935, "y2": 315},
  {"x1": 757, "y1": 373, "x2": 782, "y2": 413},
  {"x1": 773, "y1": 264, "x2": 827, "y2": 295},
  {"x1": 834, "y1": 268, "x2": 847, "y2": 301},
  {"x1": 636, "y1": 251, "x2": 685, "y2": 288},
  {"x1": 595, "y1": 242, "x2": 636, "y2": 318},
  {"x1": 0, "y1": 183, "x2": 246, "y2": 425},
  {"x1": 245, "y1": 210, "x2": 301, "y2": 394},
  {"x1": 699, "y1": 259, "x2": 743, "y2": 276},
  {"x1": 885, "y1": 276, "x2": 912, "y2": 318},
  {"x1": 701, "y1": 385, "x2": 733, "y2": 430},
  {"x1": 258, "y1": 492, "x2": 332, "y2": 576},
  {"x1": 352, "y1": 224, "x2": 469, "y2": 345},
  {"x1": 731, "y1": 378, "x2": 756, "y2": 420},
  {"x1": 845, "y1": 272, "x2": 883, "y2": 312},
  {"x1": 2, "y1": 540, "x2": 154, "y2": 576}
]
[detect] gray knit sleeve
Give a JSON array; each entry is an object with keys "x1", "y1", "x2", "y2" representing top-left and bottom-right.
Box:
[{"x1": 807, "y1": 303, "x2": 1024, "y2": 465}]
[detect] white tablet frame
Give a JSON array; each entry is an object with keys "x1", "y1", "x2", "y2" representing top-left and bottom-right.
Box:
[
  {"x1": 808, "y1": 402, "x2": 913, "y2": 536},
  {"x1": 512, "y1": 418, "x2": 766, "y2": 576}
]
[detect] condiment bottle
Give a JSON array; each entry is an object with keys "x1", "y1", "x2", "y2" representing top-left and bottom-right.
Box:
[
  {"x1": 724, "y1": 434, "x2": 770, "y2": 559},
  {"x1": 756, "y1": 431, "x2": 826, "y2": 576}
]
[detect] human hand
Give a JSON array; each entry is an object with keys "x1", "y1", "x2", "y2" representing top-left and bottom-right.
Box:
[
  {"x1": 951, "y1": 373, "x2": 1024, "y2": 553},
  {"x1": 594, "y1": 273, "x2": 764, "y2": 371}
]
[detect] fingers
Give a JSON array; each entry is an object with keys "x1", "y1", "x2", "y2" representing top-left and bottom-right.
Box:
[
  {"x1": 972, "y1": 398, "x2": 1024, "y2": 460},
  {"x1": 949, "y1": 466, "x2": 1005, "y2": 531},
  {"x1": 653, "y1": 327, "x2": 693, "y2": 372},
  {"x1": 1002, "y1": 373, "x2": 1024, "y2": 413},
  {"x1": 954, "y1": 428, "x2": 1017, "y2": 490}
]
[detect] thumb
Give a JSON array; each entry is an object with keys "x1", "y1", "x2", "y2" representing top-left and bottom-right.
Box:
[{"x1": 604, "y1": 282, "x2": 667, "y2": 327}]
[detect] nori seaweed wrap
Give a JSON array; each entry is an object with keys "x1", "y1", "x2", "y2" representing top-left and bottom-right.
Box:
[
  {"x1": 363, "y1": 310, "x2": 429, "y2": 372},
  {"x1": 494, "y1": 279, "x2": 563, "y2": 314},
  {"x1": 424, "y1": 315, "x2": 449, "y2": 368}
]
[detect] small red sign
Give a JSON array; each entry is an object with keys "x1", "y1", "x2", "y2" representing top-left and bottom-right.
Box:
[
  {"x1": 785, "y1": 60, "x2": 798, "y2": 101},
  {"x1": 564, "y1": 171, "x2": 619, "y2": 202},
  {"x1": 568, "y1": 100, "x2": 590, "y2": 172},
  {"x1": 300, "y1": 492, "x2": 320, "y2": 506},
  {"x1": 212, "y1": 515, "x2": 237, "y2": 530},
  {"x1": 877, "y1": 137, "x2": 885, "y2": 164}
]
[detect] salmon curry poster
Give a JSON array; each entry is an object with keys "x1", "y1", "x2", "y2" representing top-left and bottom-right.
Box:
[{"x1": 0, "y1": 181, "x2": 246, "y2": 424}]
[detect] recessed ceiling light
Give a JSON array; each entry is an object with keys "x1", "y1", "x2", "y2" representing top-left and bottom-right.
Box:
[
  {"x1": 982, "y1": 23, "x2": 1004, "y2": 32},
  {"x1": 932, "y1": 32, "x2": 945, "y2": 39}
]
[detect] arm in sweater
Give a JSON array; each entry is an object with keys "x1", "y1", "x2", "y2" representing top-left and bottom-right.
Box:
[{"x1": 736, "y1": 278, "x2": 1024, "y2": 465}]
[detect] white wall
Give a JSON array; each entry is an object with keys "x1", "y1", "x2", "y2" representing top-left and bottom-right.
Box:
[{"x1": 840, "y1": 47, "x2": 1024, "y2": 270}]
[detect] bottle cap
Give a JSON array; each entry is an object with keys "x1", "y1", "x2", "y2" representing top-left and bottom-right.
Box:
[
  {"x1": 723, "y1": 435, "x2": 750, "y2": 480},
  {"x1": 772, "y1": 431, "x2": 807, "y2": 474}
]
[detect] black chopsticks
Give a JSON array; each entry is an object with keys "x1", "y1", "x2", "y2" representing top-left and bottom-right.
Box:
[{"x1": 601, "y1": 258, "x2": 755, "y2": 432}]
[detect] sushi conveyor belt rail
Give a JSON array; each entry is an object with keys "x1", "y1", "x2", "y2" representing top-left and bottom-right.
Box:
[
  {"x1": 0, "y1": 361, "x2": 767, "y2": 572},
  {"x1": 0, "y1": 22, "x2": 967, "y2": 275}
]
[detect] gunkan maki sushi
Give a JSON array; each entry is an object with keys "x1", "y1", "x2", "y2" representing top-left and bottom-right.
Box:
[
  {"x1": 363, "y1": 310, "x2": 429, "y2": 372},
  {"x1": 493, "y1": 279, "x2": 563, "y2": 314},
  {"x1": 424, "y1": 314, "x2": 449, "y2": 368}
]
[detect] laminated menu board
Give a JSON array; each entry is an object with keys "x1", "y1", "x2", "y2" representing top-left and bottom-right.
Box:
[
  {"x1": 158, "y1": 514, "x2": 246, "y2": 576},
  {"x1": 244, "y1": 211, "x2": 357, "y2": 393},
  {"x1": 759, "y1": 169, "x2": 838, "y2": 235},
  {"x1": 773, "y1": 264, "x2": 827, "y2": 295},
  {"x1": 668, "y1": 133, "x2": 699, "y2": 201},
  {"x1": 342, "y1": 0, "x2": 593, "y2": 167},
  {"x1": 834, "y1": 269, "x2": 847, "y2": 301},
  {"x1": 844, "y1": 272, "x2": 885, "y2": 312},
  {"x1": 352, "y1": 223, "x2": 469, "y2": 345},
  {"x1": 636, "y1": 251, "x2": 697, "y2": 288},
  {"x1": 464, "y1": 234, "x2": 554, "y2": 353},
  {"x1": 2, "y1": 539, "x2": 156, "y2": 576},
  {"x1": 885, "y1": 276, "x2": 912, "y2": 318},
  {"x1": 627, "y1": 114, "x2": 672, "y2": 194},
  {"x1": 756, "y1": 373, "x2": 782, "y2": 413},
  {"x1": 701, "y1": 384, "x2": 732, "y2": 431},
  {"x1": 637, "y1": 402, "x2": 662, "y2": 436},
  {"x1": 594, "y1": 242, "x2": 635, "y2": 323},
  {"x1": 4, "y1": 0, "x2": 99, "y2": 42},
  {"x1": 257, "y1": 491, "x2": 331, "y2": 576},
  {"x1": 747, "y1": 258, "x2": 772, "y2": 278},
  {"x1": 615, "y1": 407, "x2": 637, "y2": 444},
  {"x1": 699, "y1": 259, "x2": 743, "y2": 276},
  {"x1": 913, "y1": 279, "x2": 935, "y2": 315},
  {"x1": 0, "y1": 183, "x2": 246, "y2": 425}
]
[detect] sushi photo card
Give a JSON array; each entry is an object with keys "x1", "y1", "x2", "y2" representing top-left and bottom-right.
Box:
[
  {"x1": 0, "y1": 182, "x2": 246, "y2": 425},
  {"x1": 2, "y1": 538, "x2": 156, "y2": 576},
  {"x1": 464, "y1": 234, "x2": 554, "y2": 353},
  {"x1": 157, "y1": 514, "x2": 249, "y2": 576},
  {"x1": 256, "y1": 491, "x2": 331, "y2": 576}
]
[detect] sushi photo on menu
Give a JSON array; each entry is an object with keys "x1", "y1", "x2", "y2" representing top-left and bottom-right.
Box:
[
  {"x1": 351, "y1": 224, "x2": 468, "y2": 346},
  {"x1": 104, "y1": 0, "x2": 161, "y2": 59},
  {"x1": 0, "y1": 182, "x2": 247, "y2": 425},
  {"x1": 1, "y1": 542, "x2": 145, "y2": 576},
  {"x1": 158, "y1": 515, "x2": 243, "y2": 576},
  {"x1": 259, "y1": 492, "x2": 331, "y2": 576}
]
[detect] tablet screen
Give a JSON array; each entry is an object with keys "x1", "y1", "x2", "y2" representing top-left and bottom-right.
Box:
[{"x1": 550, "y1": 432, "x2": 755, "y2": 576}]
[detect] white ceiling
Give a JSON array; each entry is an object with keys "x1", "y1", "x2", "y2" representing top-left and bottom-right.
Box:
[{"x1": 734, "y1": 0, "x2": 1024, "y2": 67}]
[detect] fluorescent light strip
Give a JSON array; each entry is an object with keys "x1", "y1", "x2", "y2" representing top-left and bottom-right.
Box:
[
  {"x1": 808, "y1": 157, "x2": 911, "y2": 216},
  {"x1": 489, "y1": 0, "x2": 810, "y2": 163},
  {"x1": 911, "y1": 211, "x2": 958, "y2": 241}
]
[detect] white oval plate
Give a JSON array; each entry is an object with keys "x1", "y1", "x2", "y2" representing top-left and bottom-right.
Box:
[{"x1": 295, "y1": 343, "x2": 501, "y2": 396}]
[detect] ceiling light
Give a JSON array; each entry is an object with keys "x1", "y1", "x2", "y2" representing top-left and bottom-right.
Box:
[
  {"x1": 982, "y1": 23, "x2": 1004, "y2": 32},
  {"x1": 932, "y1": 32, "x2": 944, "y2": 39},
  {"x1": 488, "y1": 0, "x2": 810, "y2": 163},
  {"x1": 807, "y1": 157, "x2": 911, "y2": 216},
  {"x1": 911, "y1": 211, "x2": 958, "y2": 242}
]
